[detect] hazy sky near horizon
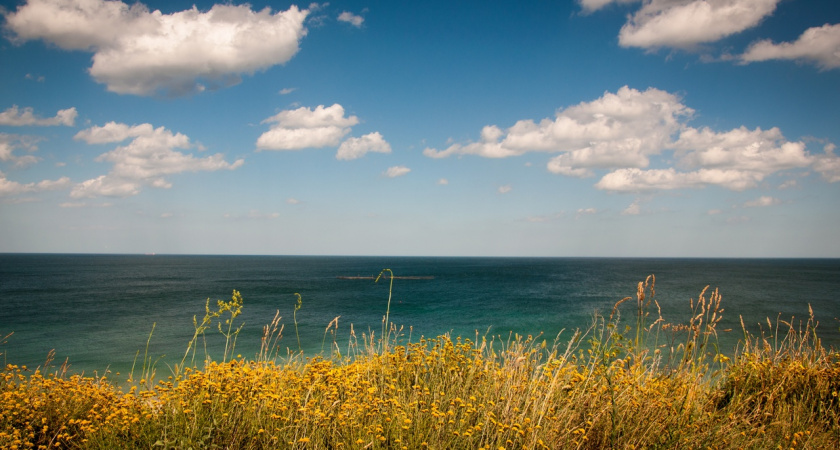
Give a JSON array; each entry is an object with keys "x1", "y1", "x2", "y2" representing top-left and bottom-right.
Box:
[{"x1": 1, "y1": 0, "x2": 839, "y2": 257}]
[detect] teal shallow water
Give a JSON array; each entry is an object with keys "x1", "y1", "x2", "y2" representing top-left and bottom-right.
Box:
[{"x1": 1, "y1": 254, "x2": 839, "y2": 376}]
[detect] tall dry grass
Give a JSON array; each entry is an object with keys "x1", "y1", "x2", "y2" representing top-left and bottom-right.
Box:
[{"x1": 1, "y1": 275, "x2": 838, "y2": 449}]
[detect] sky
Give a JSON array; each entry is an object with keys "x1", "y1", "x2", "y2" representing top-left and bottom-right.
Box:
[{"x1": 0, "y1": 0, "x2": 839, "y2": 257}]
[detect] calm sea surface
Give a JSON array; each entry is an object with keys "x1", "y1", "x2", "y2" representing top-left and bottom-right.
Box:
[{"x1": 1, "y1": 254, "x2": 839, "y2": 376}]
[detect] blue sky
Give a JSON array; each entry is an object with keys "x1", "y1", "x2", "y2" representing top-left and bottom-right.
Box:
[{"x1": 1, "y1": 0, "x2": 839, "y2": 257}]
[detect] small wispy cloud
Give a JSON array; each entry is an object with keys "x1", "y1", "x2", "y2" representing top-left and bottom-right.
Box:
[
  {"x1": 497, "y1": 184, "x2": 512, "y2": 194},
  {"x1": 0, "y1": 105, "x2": 77, "y2": 126},
  {"x1": 59, "y1": 202, "x2": 113, "y2": 208},
  {"x1": 437, "y1": 178, "x2": 449, "y2": 185},
  {"x1": 525, "y1": 212, "x2": 565, "y2": 223},
  {"x1": 286, "y1": 198, "x2": 301, "y2": 205},
  {"x1": 337, "y1": 11, "x2": 364, "y2": 27},
  {"x1": 278, "y1": 87, "x2": 297, "y2": 95},
  {"x1": 384, "y1": 165, "x2": 410, "y2": 178},
  {"x1": 621, "y1": 199, "x2": 641, "y2": 215},
  {"x1": 575, "y1": 208, "x2": 598, "y2": 219},
  {"x1": 743, "y1": 196, "x2": 781, "y2": 208}
]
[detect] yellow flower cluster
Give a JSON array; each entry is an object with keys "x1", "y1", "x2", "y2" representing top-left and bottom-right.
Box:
[
  {"x1": 2, "y1": 279, "x2": 838, "y2": 448},
  {"x1": 0, "y1": 364, "x2": 146, "y2": 449}
]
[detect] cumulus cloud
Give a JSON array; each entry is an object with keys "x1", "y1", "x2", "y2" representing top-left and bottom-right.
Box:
[
  {"x1": 674, "y1": 126, "x2": 812, "y2": 173},
  {"x1": 257, "y1": 104, "x2": 359, "y2": 151},
  {"x1": 498, "y1": 184, "x2": 512, "y2": 194},
  {"x1": 424, "y1": 86, "x2": 692, "y2": 177},
  {"x1": 74, "y1": 121, "x2": 155, "y2": 144},
  {"x1": 0, "y1": 170, "x2": 70, "y2": 197},
  {"x1": 0, "y1": 105, "x2": 77, "y2": 126},
  {"x1": 337, "y1": 11, "x2": 364, "y2": 27},
  {"x1": 425, "y1": 85, "x2": 829, "y2": 193},
  {"x1": 384, "y1": 165, "x2": 410, "y2": 178},
  {"x1": 597, "y1": 125, "x2": 818, "y2": 192},
  {"x1": 71, "y1": 122, "x2": 244, "y2": 198},
  {"x1": 741, "y1": 23, "x2": 840, "y2": 70},
  {"x1": 618, "y1": 0, "x2": 780, "y2": 50},
  {"x1": 336, "y1": 132, "x2": 392, "y2": 160},
  {"x1": 0, "y1": 133, "x2": 42, "y2": 168},
  {"x1": 589, "y1": 125, "x2": 814, "y2": 192},
  {"x1": 3, "y1": 0, "x2": 309, "y2": 96},
  {"x1": 595, "y1": 167, "x2": 766, "y2": 191},
  {"x1": 813, "y1": 144, "x2": 840, "y2": 183}
]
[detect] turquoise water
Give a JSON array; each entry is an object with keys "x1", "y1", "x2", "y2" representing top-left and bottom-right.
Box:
[{"x1": 1, "y1": 254, "x2": 839, "y2": 376}]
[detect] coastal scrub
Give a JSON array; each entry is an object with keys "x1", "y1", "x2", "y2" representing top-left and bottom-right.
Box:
[{"x1": 1, "y1": 277, "x2": 838, "y2": 449}]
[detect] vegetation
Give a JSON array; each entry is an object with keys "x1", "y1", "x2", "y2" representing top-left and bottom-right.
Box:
[{"x1": 1, "y1": 273, "x2": 838, "y2": 449}]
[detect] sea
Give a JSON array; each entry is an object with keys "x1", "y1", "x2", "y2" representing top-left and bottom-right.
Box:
[{"x1": 1, "y1": 254, "x2": 839, "y2": 377}]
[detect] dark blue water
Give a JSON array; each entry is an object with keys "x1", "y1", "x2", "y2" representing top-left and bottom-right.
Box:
[{"x1": 1, "y1": 254, "x2": 838, "y2": 376}]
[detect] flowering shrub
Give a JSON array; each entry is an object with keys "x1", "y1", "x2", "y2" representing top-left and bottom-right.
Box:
[{"x1": 2, "y1": 278, "x2": 838, "y2": 449}]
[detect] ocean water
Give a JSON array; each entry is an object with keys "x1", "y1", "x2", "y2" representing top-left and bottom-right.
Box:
[{"x1": 1, "y1": 254, "x2": 839, "y2": 376}]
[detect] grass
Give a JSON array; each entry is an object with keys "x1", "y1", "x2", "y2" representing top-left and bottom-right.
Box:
[{"x1": 1, "y1": 274, "x2": 839, "y2": 449}]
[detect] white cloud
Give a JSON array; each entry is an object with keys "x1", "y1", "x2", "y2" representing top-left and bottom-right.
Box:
[
  {"x1": 337, "y1": 11, "x2": 363, "y2": 27},
  {"x1": 278, "y1": 87, "x2": 297, "y2": 95},
  {"x1": 595, "y1": 167, "x2": 766, "y2": 192},
  {"x1": 579, "y1": 0, "x2": 639, "y2": 14},
  {"x1": 0, "y1": 170, "x2": 71, "y2": 197},
  {"x1": 286, "y1": 197, "x2": 300, "y2": 204},
  {"x1": 498, "y1": 184, "x2": 512, "y2": 194},
  {"x1": 424, "y1": 86, "x2": 692, "y2": 177},
  {"x1": 0, "y1": 105, "x2": 77, "y2": 126},
  {"x1": 4, "y1": 0, "x2": 309, "y2": 96},
  {"x1": 71, "y1": 122, "x2": 244, "y2": 198},
  {"x1": 621, "y1": 199, "x2": 641, "y2": 215},
  {"x1": 384, "y1": 165, "x2": 410, "y2": 178},
  {"x1": 778, "y1": 179, "x2": 798, "y2": 189},
  {"x1": 427, "y1": 85, "x2": 828, "y2": 193},
  {"x1": 0, "y1": 133, "x2": 42, "y2": 168},
  {"x1": 437, "y1": 178, "x2": 449, "y2": 185},
  {"x1": 336, "y1": 132, "x2": 392, "y2": 160},
  {"x1": 256, "y1": 104, "x2": 359, "y2": 151},
  {"x1": 575, "y1": 208, "x2": 598, "y2": 219},
  {"x1": 596, "y1": 124, "x2": 816, "y2": 192},
  {"x1": 813, "y1": 144, "x2": 840, "y2": 183},
  {"x1": 618, "y1": 0, "x2": 780, "y2": 50},
  {"x1": 525, "y1": 212, "x2": 565, "y2": 222},
  {"x1": 74, "y1": 122, "x2": 155, "y2": 144},
  {"x1": 741, "y1": 23, "x2": 840, "y2": 70},
  {"x1": 742, "y1": 195, "x2": 780, "y2": 207},
  {"x1": 674, "y1": 126, "x2": 812, "y2": 173}
]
